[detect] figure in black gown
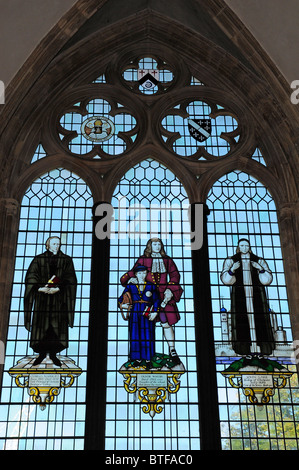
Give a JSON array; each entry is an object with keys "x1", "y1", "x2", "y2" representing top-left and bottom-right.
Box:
[
  {"x1": 24, "y1": 237, "x2": 77, "y2": 366},
  {"x1": 221, "y1": 238, "x2": 275, "y2": 356}
]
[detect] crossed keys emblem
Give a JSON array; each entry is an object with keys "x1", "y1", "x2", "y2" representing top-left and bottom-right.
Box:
[{"x1": 188, "y1": 118, "x2": 212, "y2": 143}]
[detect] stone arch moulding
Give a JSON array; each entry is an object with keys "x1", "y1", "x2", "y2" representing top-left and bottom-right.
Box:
[{"x1": 1, "y1": 4, "x2": 298, "y2": 193}]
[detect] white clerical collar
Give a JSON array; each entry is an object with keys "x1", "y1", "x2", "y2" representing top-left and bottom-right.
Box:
[
  {"x1": 241, "y1": 252, "x2": 250, "y2": 259},
  {"x1": 151, "y1": 252, "x2": 166, "y2": 273},
  {"x1": 151, "y1": 252, "x2": 162, "y2": 258}
]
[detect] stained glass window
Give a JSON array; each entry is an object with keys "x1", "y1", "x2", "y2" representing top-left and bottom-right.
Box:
[
  {"x1": 106, "y1": 159, "x2": 200, "y2": 451},
  {"x1": 31, "y1": 144, "x2": 47, "y2": 164},
  {"x1": 207, "y1": 171, "x2": 299, "y2": 450},
  {"x1": 252, "y1": 148, "x2": 267, "y2": 166},
  {"x1": 0, "y1": 169, "x2": 93, "y2": 450},
  {"x1": 2, "y1": 42, "x2": 297, "y2": 455}
]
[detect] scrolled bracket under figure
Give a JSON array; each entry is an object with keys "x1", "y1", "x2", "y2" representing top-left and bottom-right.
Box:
[
  {"x1": 220, "y1": 238, "x2": 275, "y2": 357},
  {"x1": 24, "y1": 236, "x2": 77, "y2": 366}
]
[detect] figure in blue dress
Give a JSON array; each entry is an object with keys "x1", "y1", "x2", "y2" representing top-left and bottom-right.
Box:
[{"x1": 118, "y1": 265, "x2": 160, "y2": 367}]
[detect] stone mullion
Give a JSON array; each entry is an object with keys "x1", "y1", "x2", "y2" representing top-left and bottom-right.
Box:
[
  {"x1": 0, "y1": 198, "x2": 20, "y2": 383},
  {"x1": 278, "y1": 203, "x2": 299, "y2": 354}
]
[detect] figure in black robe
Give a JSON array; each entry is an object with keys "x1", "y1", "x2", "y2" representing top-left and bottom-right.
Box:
[
  {"x1": 221, "y1": 238, "x2": 275, "y2": 356},
  {"x1": 24, "y1": 237, "x2": 77, "y2": 366}
]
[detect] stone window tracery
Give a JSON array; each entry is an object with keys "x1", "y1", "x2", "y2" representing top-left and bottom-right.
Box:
[{"x1": 2, "y1": 45, "x2": 298, "y2": 452}]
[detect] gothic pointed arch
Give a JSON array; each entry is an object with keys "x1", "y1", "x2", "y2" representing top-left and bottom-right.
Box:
[{"x1": 1, "y1": 0, "x2": 298, "y2": 194}]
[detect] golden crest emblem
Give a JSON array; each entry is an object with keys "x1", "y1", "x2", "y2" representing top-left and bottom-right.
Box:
[{"x1": 81, "y1": 116, "x2": 115, "y2": 143}]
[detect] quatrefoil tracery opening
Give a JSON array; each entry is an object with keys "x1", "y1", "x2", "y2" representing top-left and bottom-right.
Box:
[
  {"x1": 122, "y1": 57, "x2": 174, "y2": 95},
  {"x1": 59, "y1": 98, "x2": 138, "y2": 158},
  {"x1": 46, "y1": 54, "x2": 247, "y2": 164},
  {"x1": 161, "y1": 100, "x2": 240, "y2": 160}
]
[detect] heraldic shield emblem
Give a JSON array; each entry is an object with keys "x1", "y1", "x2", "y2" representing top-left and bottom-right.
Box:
[
  {"x1": 188, "y1": 118, "x2": 212, "y2": 143},
  {"x1": 138, "y1": 70, "x2": 159, "y2": 90}
]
